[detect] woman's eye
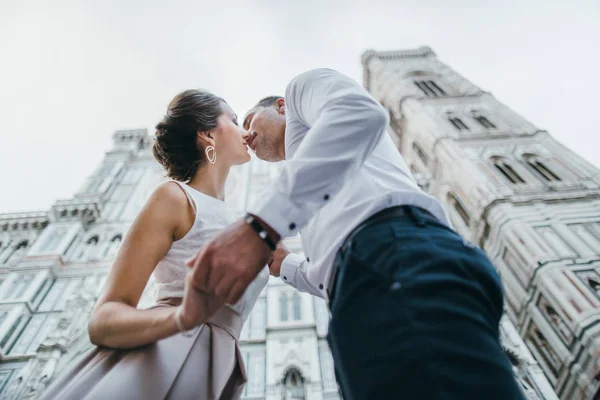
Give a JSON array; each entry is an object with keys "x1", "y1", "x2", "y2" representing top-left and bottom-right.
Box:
[{"x1": 232, "y1": 119, "x2": 238, "y2": 126}]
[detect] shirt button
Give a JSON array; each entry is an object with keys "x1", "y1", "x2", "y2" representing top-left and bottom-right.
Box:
[
  {"x1": 319, "y1": 284, "x2": 324, "y2": 290},
  {"x1": 324, "y1": 194, "x2": 330, "y2": 200},
  {"x1": 283, "y1": 276, "x2": 287, "y2": 281},
  {"x1": 289, "y1": 223, "x2": 296, "y2": 230},
  {"x1": 306, "y1": 257, "x2": 310, "y2": 262}
]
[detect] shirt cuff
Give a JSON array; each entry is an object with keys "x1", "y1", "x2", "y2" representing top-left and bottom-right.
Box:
[
  {"x1": 280, "y1": 253, "x2": 305, "y2": 289},
  {"x1": 248, "y1": 189, "x2": 310, "y2": 238}
]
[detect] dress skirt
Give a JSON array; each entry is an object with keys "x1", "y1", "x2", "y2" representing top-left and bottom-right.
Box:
[{"x1": 38, "y1": 302, "x2": 247, "y2": 400}]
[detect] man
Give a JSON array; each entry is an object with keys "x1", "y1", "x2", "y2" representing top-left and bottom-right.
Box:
[{"x1": 187, "y1": 68, "x2": 524, "y2": 399}]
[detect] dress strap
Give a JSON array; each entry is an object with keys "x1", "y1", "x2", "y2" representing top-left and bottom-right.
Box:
[{"x1": 169, "y1": 181, "x2": 197, "y2": 216}]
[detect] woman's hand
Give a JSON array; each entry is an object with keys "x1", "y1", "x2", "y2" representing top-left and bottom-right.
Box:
[
  {"x1": 267, "y1": 242, "x2": 290, "y2": 277},
  {"x1": 177, "y1": 272, "x2": 227, "y2": 331}
]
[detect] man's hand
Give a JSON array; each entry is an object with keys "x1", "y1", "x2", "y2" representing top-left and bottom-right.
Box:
[
  {"x1": 268, "y1": 242, "x2": 290, "y2": 277},
  {"x1": 186, "y1": 219, "x2": 273, "y2": 304},
  {"x1": 177, "y1": 272, "x2": 227, "y2": 330}
]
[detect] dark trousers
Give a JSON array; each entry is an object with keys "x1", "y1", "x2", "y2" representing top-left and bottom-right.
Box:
[{"x1": 326, "y1": 207, "x2": 525, "y2": 400}]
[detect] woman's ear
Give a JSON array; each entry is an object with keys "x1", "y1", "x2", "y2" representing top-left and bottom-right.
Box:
[{"x1": 197, "y1": 130, "x2": 216, "y2": 148}]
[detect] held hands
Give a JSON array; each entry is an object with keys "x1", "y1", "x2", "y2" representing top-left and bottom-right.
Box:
[
  {"x1": 268, "y1": 242, "x2": 291, "y2": 277},
  {"x1": 176, "y1": 272, "x2": 227, "y2": 331},
  {"x1": 186, "y1": 219, "x2": 274, "y2": 305}
]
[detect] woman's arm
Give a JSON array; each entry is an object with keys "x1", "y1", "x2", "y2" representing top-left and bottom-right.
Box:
[{"x1": 88, "y1": 181, "x2": 194, "y2": 349}]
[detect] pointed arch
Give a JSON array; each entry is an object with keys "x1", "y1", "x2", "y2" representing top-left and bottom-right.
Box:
[
  {"x1": 490, "y1": 156, "x2": 525, "y2": 184},
  {"x1": 522, "y1": 153, "x2": 561, "y2": 182}
]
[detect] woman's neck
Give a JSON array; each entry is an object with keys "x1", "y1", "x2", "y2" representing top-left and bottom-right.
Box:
[{"x1": 187, "y1": 163, "x2": 231, "y2": 201}]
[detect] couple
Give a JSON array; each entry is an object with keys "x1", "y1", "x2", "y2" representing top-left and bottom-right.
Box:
[{"x1": 41, "y1": 69, "x2": 525, "y2": 400}]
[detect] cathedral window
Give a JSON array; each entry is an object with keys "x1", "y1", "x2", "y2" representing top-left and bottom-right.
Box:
[
  {"x1": 104, "y1": 234, "x2": 123, "y2": 258},
  {"x1": 292, "y1": 293, "x2": 302, "y2": 321},
  {"x1": 4, "y1": 241, "x2": 28, "y2": 264},
  {"x1": 414, "y1": 80, "x2": 446, "y2": 97},
  {"x1": 280, "y1": 293, "x2": 289, "y2": 322},
  {"x1": 527, "y1": 323, "x2": 560, "y2": 377},
  {"x1": 448, "y1": 117, "x2": 469, "y2": 131},
  {"x1": 248, "y1": 296, "x2": 266, "y2": 338},
  {"x1": 76, "y1": 235, "x2": 100, "y2": 261},
  {"x1": 280, "y1": 292, "x2": 302, "y2": 322},
  {"x1": 474, "y1": 115, "x2": 497, "y2": 129},
  {"x1": 447, "y1": 193, "x2": 470, "y2": 226},
  {"x1": 538, "y1": 296, "x2": 573, "y2": 345},
  {"x1": 0, "y1": 313, "x2": 28, "y2": 355},
  {"x1": 491, "y1": 156, "x2": 526, "y2": 184},
  {"x1": 575, "y1": 271, "x2": 600, "y2": 300},
  {"x1": 242, "y1": 350, "x2": 266, "y2": 397},
  {"x1": 523, "y1": 154, "x2": 561, "y2": 182},
  {"x1": 282, "y1": 368, "x2": 306, "y2": 400},
  {"x1": 589, "y1": 277, "x2": 600, "y2": 293},
  {"x1": 412, "y1": 142, "x2": 429, "y2": 166}
]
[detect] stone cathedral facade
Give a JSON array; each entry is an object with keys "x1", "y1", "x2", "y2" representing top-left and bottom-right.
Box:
[
  {"x1": 362, "y1": 47, "x2": 600, "y2": 399},
  {"x1": 0, "y1": 47, "x2": 596, "y2": 400}
]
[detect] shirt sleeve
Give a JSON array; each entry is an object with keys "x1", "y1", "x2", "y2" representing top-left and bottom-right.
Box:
[
  {"x1": 248, "y1": 68, "x2": 390, "y2": 237},
  {"x1": 280, "y1": 253, "x2": 325, "y2": 299}
]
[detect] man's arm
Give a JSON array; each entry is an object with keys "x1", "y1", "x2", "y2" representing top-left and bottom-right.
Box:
[{"x1": 249, "y1": 68, "x2": 389, "y2": 237}]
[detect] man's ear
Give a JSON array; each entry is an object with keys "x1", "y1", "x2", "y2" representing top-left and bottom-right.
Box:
[
  {"x1": 276, "y1": 98, "x2": 285, "y2": 115},
  {"x1": 197, "y1": 130, "x2": 216, "y2": 148}
]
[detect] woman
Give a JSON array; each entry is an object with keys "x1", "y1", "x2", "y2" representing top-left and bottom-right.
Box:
[{"x1": 40, "y1": 90, "x2": 269, "y2": 400}]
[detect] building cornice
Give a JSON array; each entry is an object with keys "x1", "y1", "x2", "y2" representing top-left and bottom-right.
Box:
[
  {"x1": 361, "y1": 46, "x2": 436, "y2": 90},
  {"x1": 0, "y1": 211, "x2": 49, "y2": 232}
]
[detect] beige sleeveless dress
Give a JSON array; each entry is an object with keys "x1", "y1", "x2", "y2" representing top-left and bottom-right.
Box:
[{"x1": 39, "y1": 181, "x2": 270, "y2": 400}]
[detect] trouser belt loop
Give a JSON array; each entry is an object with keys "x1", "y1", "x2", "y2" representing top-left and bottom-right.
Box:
[{"x1": 403, "y1": 205, "x2": 426, "y2": 226}]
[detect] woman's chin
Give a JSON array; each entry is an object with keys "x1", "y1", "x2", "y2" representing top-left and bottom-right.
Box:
[{"x1": 239, "y1": 153, "x2": 252, "y2": 165}]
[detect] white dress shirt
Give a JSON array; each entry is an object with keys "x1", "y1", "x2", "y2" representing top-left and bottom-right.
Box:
[{"x1": 249, "y1": 68, "x2": 451, "y2": 300}]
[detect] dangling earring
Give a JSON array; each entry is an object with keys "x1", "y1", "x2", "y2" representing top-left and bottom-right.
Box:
[{"x1": 205, "y1": 146, "x2": 216, "y2": 164}]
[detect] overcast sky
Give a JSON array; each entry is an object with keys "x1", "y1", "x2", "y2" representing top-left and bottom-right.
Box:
[{"x1": 0, "y1": 0, "x2": 598, "y2": 213}]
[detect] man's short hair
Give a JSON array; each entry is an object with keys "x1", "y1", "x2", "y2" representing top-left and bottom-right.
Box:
[
  {"x1": 244, "y1": 96, "x2": 283, "y2": 129},
  {"x1": 255, "y1": 96, "x2": 281, "y2": 108}
]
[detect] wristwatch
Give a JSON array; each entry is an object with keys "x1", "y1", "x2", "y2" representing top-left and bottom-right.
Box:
[{"x1": 244, "y1": 214, "x2": 277, "y2": 251}]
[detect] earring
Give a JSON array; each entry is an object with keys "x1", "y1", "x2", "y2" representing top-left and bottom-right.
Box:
[{"x1": 205, "y1": 146, "x2": 216, "y2": 164}]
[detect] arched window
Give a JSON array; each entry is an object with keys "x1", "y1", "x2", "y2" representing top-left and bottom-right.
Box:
[
  {"x1": 292, "y1": 293, "x2": 302, "y2": 321},
  {"x1": 412, "y1": 142, "x2": 429, "y2": 166},
  {"x1": 5, "y1": 240, "x2": 28, "y2": 264},
  {"x1": 414, "y1": 80, "x2": 446, "y2": 97},
  {"x1": 104, "y1": 234, "x2": 123, "y2": 258},
  {"x1": 447, "y1": 193, "x2": 470, "y2": 226},
  {"x1": 448, "y1": 116, "x2": 469, "y2": 131},
  {"x1": 77, "y1": 235, "x2": 100, "y2": 261},
  {"x1": 523, "y1": 154, "x2": 561, "y2": 182},
  {"x1": 472, "y1": 113, "x2": 496, "y2": 129},
  {"x1": 588, "y1": 278, "x2": 600, "y2": 294},
  {"x1": 282, "y1": 368, "x2": 306, "y2": 400},
  {"x1": 279, "y1": 293, "x2": 289, "y2": 322},
  {"x1": 490, "y1": 156, "x2": 525, "y2": 184}
]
